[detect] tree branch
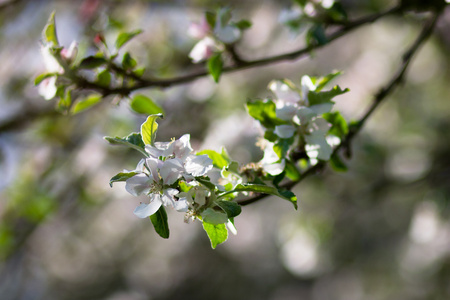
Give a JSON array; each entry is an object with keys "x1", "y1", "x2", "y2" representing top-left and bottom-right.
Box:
[{"x1": 237, "y1": 10, "x2": 442, "y2": 206}]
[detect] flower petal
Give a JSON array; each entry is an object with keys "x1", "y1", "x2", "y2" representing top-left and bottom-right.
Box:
[
  {"x1": 185, "y1": 155, "x2": 213, "y2": 177},
  {"x1": 133, "y1": 197, "x2": 162, "y2": 218},
  {"x1": 160, "y1": 158, "x2": 184, "y2": 185},
  {"x1": 275, "y1": 125, "x2": 296, "y2": 139},
  {"x1": 125, "y1": 173, "x2": 152, "y2": 196}
]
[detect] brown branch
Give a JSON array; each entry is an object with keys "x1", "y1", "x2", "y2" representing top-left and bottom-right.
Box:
[
  {"x1": 79, "y1": 5, "x2": 402, "y2": 94},
  {"x1": 237, "y1": 10, "x2": 442, "y2": 207}
]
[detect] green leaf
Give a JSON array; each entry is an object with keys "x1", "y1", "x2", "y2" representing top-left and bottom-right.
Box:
[
  {"x1": 71, "y1": 94, "x2": 102, "y2": 114},
  {"x1": 308, "y1": 85, "x2": 349, "y2": 106},
  {"x1": 122, "y1": 52, "x2": 137, "y2": 70},
  {"x1": 34, "y1": 73, "x2": 56, "y2": 85},
  {"x1": 202, "y1": 222, "x2": 228, "y2": 249},
  {"x1": 97, "y1": 69, "x2": 111, "y2": 87},
  {"x1": 79, "y1": 56, "x2": 108, "y2": 69},
  {"x1": 217, "y1": 200, "x2": 241, "y2": 218},
  {"x1": 195, "y1": 176, "x2": 217, "y2": 191},
  {"x1": 150, "y1": 206, "x2": 170, "y2": 239},
  {"x1": 306, "y1": 24, "x2": 327, "y2": 46},
  {"x1": 140, "y1": 114, "x2": 163, "y2": 146},
  {"x1": 207, "y1": 54, "x2": 223, "y2": 83},
  {"x1": 130, "y1": 94, "x2": 164, "y2": 115},
  {"x1": 104, "y1": 132, "x2": 147, "y2": 156},
  {"x1": 58, "y1": 88, "x2": 72, "y2": 111},
  {"x1": 323, "y1": 111, "x2": 348, "y2": 138},
  {"x1": 205, "y1": 11, "x2": 216, "y2": 28},
  {"x1": 285, "y1": 161, "x2": 301, "y2": 181},
  {"x1": 314, "y1": 71, "x2": 342, "y2": 92},
  {"x1": 43, "y1": 12, "x2": 58, "y2": 45},
  {"x1": 234, "y1": 19, "x2": 252, "y2": 30},
  {"x1": 115, "y1": 29, "x2": 143, "y2": 50},
  {"x1": 246, "y1": 99, "x2": 285, "y2": 129},
  {"x1": 274, "y1": 138, "x2": 294, "y2": 159},
  {"x1": 330, "y1": 153, "x2": 348, "y2": 172},
  {"x1": 201, "y1": 208, "x2": 228, "y2": 225},
  {"x1": 233, "y1": 183, "x2": 297, "y2": 209},
  {"x1": 218, "y1": 8, "x2": 232, "y2": 25},
  {"x1": 109, "y1": 171, "x2": 139, "y2": 187},
  {"x1": 196, "y1": 149, "x2": 230, "y2": 169}
]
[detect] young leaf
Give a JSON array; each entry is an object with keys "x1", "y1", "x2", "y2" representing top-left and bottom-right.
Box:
[
  {"x1": 79, "y1": 56, "x2": 108, "y2": 69},
  {"x1": 150, "y1": 206, "x2": 170, "y2": 239},
  {"x1": 122, "y1": 52, "x2": 137, "y2": 70},
  {"x1": 234, "y1": 19, "x2": 252, "y2": 30},
  {"x1": 202, "y1": 222, "x2": 228, "y2": 249},
  {"x1": 196, "y1": 149, "x2": 230, "y2": 169},
  {"x1": 246, "y1": 99, "x2": 285, "y2": 129},
  {"x1": 115, "y1": 29, "x2": 143, "y2": 50},
  {"x1": 205, "y1": 11, "x2": 216, "y2": 29},
  {"x1": 306, "y1": 24, "x2": 327, "y2": 46},
  {"x1": 308, "y1": 85, "x2": 349, "y2": 106},
  {"x1": 201, "y1": 208, "x2": 228, "y2": 225},
  {"x1": 109, "y1": 171, "x2": 139, "y2": 187},
  {"x1": 323, "y1": 111, "x2": 348, "y2": 139},
  {"x1": 315, "y1": 71, "x2": 342, "y2": 91},
  {"x1": 71, "y1": 94, "x2": 102, "y2": 114},
  {"x1": 330, "y1": 153, "x2": 348, "y2": 172},
  {"x1": 130, "y1": 94, "x2": 164, "y2": 115},
  {"x1": 104, "y1": 132, "x2": 147, "y2": 156},
  {"x1": 207, "y1": 54, "x2": 223, "y2": 83},
  {"x1": 233, "y1": 183, "x2": 297, "y2": 209},
  {"x1": 141, "y1": 114, "x2": 163, "y2": 146},
  {"x1": 97, "y1": 69, "x2": 111, "y2": 87},
  {"x1": 217, "y1": 200, "x2": 241, "y2": 218},
  {"x1": 43, "y1": 12, "x2": 59, "y2": 45},
  {"x1": 34, "y1": 73, "x2": 56, "y2": 86}
]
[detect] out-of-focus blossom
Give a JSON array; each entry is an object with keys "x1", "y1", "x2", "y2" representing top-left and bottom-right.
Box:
[{"x1": 189, "y1": 37, "x2": 221, "y2": 63}]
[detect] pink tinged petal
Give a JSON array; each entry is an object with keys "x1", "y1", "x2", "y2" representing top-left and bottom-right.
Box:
[
  {"x1": 189, "y1": 37, "x2": 219, "y2": 63},
  {"x1": 40, "y1": 45, "x2": 63, "y2": 74},
  {"x1": 61, "y1": 41, "x2": 78, "y2": 63},
  {"x1": 214, "y1": 25, "x2": 240, "y2": 43},
  {"x1": 160, "y1": 158, "x2": 184, "y2": 185},
  {"x1": 185, "y1": 155, "x2": 213, "y2": 177},
  {"x1": 310, "y1": 103, "x2": 333, "y2": 115},
  {"x1": 38, "y1": 77, "x2": 58, "y2": 100},
  {"x1": 188, "y1": 18, "x2": 210, "y2": 39},
  {"x1": 133, "y1": 197, "x2": 162, "y2": 218},
  {"x1": 145, "y1": 142, "x2": 170, "y2": 158},
  {"x1": 275, "y1": 125, "x2": 296, "y2": 139},
  {"x1": 276, "y1": 103, "x2": 298, "y2": 121},
  {"x1": 125, "y1": 173, "x2": 152, "y2": 196}
]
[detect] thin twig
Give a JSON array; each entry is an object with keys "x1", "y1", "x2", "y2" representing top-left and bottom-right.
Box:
[{"x1": 238, "y1": 11, "x2": 441, "y2": 206}]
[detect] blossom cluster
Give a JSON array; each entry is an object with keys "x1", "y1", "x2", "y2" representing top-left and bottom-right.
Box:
[{"x1": 125, "y1": 134, "x2": 214, "y2": 219}]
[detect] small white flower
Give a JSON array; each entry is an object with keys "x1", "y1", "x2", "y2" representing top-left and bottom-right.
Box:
[
  {"x1": 189, "y1": 37, "x2": 220, "y2": 63},
  {"x1": 274, "y1": 125, "x2": 296, "y2": 139},
  {"x1": 261, "y1": 142, "x2": 285, "y2": 176},
  {"x1": 38, "y1": 77, "x2": 58, "y2": 100},
  {"x1": 188, "y1": 18, "x2": 211, "y2": 40}
]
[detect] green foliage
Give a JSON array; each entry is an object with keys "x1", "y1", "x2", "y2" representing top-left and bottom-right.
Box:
[
  {"x1": 202, "y1": 222, "x2": 228, "y2": 249},
  {"x1": 306, "y1": 24, "x2": 328, "y2": 46},
  {"x1": 122, "y1": 52, "x2": 137, "y2": 70},
  {"x1": 197, "y1": 149, "x2": 230, "y2": 169},
  {"x1": 246, "y1": 99, "x2": 285, "y2": 129},
  {"x1": 109, "y1": 171, "x2": 139, "y2": 187},
  {"x1": 79, "y1": 56, "x2": 108, "y2": 69},
  {"x1": 104, "y1": 132, "x2": 147, "y2": 156},
  {"x1": 97, "y1": 69, "x2": 111, "y2": 87},
  {"x1": 329, "y1": 152, "x2": 348, "y2": 172},
  {"x1": 308, "y1": 85, "x2": 349, "y2": 106},
  {"x1": 43, "y1": 12, "x2": 58, "y2": 45},
  {"x1": 313, "y1": 71, "x2": 342, "y2": 91},
  {"x1": 323, "y1": 111, "x2": 348, "y2": 139},
  {"x1": 207, "y1": 54, "x2": 223, "y2": 83},
  {"x1": 130, "y1": 94, "x2": 164, "y2": 115},
  {"x1": 201, "y1": 208, "x2": 228, "y2": 225},
  {"x1": 115, "y1": 29, "x2": 143, "y2": 50},
  {"x1": 233, "y1": 183, "x2": 297, "y2": 209},
  {"x1": 150, "y1": 206, "x2": 170, "y2": 239},
  {"x1": 216, "y1": 200, "x2": 241, "y2": 218},
  {"x1": 34, "y1": 73, "x2": 56, "y2": 85},
  {"x1": 234, "y1": 19, "x2": 252, "y2": 30},
  {"x1": 71, "y1": 94, "x2": 102, "y2": 114},
  {"x1": 140, "y1": 114, "x2": 163, "y2": 146}
]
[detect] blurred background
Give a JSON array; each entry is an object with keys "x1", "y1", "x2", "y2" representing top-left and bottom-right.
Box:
[{"x1": 1, "y1": 0, "x2": 450, "y2": 299}]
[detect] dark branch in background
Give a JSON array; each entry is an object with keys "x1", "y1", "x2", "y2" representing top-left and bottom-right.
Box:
[
  {"x1": 238, "y1": 10, "x2": 442, "y2": 207},
  {"x1": 0, "y1": 4, "x2": 403, "y2": 133},
  {"x1": 79, "y1": 5, "x2": 403, "y2": 95}
]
